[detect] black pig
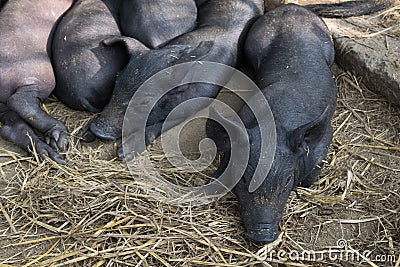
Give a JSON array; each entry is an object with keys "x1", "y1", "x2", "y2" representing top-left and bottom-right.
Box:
[
  {"x1": 52, "y1": 0, "x2": 146, "y2": 113},
  {"x1": 81, "y1": 0, "x2": 264, "y2": 157},
  {"x1": 0, "y1": 0, "x2": 73, "y2": 164},
  {"x1": 207, "y1": 4, "x2": 337, "y2": 242},
  {"x1": 120, "y1": 0, "x2": 197, "y2": 49}
]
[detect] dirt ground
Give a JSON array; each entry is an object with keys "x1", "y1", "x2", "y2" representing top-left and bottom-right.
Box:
[{"x1": 0, "y1": 2, "x2": 399, "y2": 267}]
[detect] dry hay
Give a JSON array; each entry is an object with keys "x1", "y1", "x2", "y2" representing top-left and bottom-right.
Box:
[
  {"x1": 1, "y1": 8, "x2": 400, "y2": 267},
  {"x1": 322, "y1": 1, "x2": 400, "y2": 39}
]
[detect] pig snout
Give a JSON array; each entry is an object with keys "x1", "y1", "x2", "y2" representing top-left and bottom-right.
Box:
[
  {"x1": 237, "y1": 193, "x2": 283, "y2": 243},
  {"x1": 234, "y1": 166, "x2": 292, "y2": 243},
  {"x1": 246, "y1": 224, "x2": 279, "y2": 243}
]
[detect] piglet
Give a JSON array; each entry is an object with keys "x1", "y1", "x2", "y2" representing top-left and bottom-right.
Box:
[
  {"x1": 0, "y1": 0, "x2": 73, "y2": 164},
  {"x1": 81, "y1": 0, "x2": 264, "y2": 158},
  {"x1": 52, "y1": 0, "x2": 147, "y2": 113},
  {"x1": 207, "y1": 4, "x2": 337, "y2": 242}
]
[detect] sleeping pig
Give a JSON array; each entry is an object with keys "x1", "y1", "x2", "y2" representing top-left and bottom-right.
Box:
[
  {"x1": 80, "y1": 0, "x2": 264, "y2": 158},
  {"x1": 232, "y1": 0, "x2": 395, "y2": 241},
  {"x1": 0, "y1": 0, "x2": 73, "y2": 164},
  {"x1": 207, "y1": 4, "x2": 337, "y2": 242},
  {"x1": 52, "y1": 0, "x2": 147, "y2": 113}
]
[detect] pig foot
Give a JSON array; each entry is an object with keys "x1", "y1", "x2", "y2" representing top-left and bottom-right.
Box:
[
  {"x1": 118, "y1": 119, "x2": 183, "y2": 161},
  {"x1": 116, "y1": 130, "x2": 146, "y2": 161},
  {"x1": 77, "y1": 115, "x2": 122, "y2": 143},
  {"x1": 89, "y1": 115, "x2": 122, "y2": 141},
  {"x1": 76, "y1": 118, "x2": 97, "y2": 143},
  {"x1": 7, "y1": 88, "x2": 69, "y2": 152},
  {"x1": 43, "y1": 124, "x2": 69, "y2": 152},
  {"x1": 116, "y1": 126, "x2": 157, "y2": 161},
  {"x1": 117, "y1": 143, "x2": 124, "y2": 159},
  {"x1": 0, "y1": 110, "x2": 66, "y2": 165}
]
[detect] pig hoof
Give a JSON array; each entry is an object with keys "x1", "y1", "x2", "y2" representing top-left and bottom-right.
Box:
[
  {"x1": 36, "y1": 142, "x2": 67, "y2": 165},
  {"x1": 76, "y1": 119, "x2": 96, "y2": 142},
  {"x1": 89, "y1": 117, "x2": 121, "y2": 141},
  {"x1": 246, "y1": 224, "x2": 279, "y2": 243},
  {"x1": 117, "y1": 144, "x2": 137, "y2": 162},
  {"x1": 76, "y1": 125, "x2": 96, "y2": 142},
  {"x1": 45, "y1": 125, "x2": 69, "y2": 152},
  {"x1": 117, "y1": 144, "x2": 125, "y2": 159},
  {"x1": 81, "y1": 130, "x2": 96, "y2": 143},
  {"x1": 117, "y1": 142, "x2": 147, "y2": 162}
]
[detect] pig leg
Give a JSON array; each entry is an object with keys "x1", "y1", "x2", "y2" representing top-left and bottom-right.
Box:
[
  {"x1": 0, "y1": 106, "x2": 66, "y2": 164},
  {"x1": 7, "y1": 86, "x2": 68, "y2": 152},
  {"x1": 117, "y1": 118, "x2": 184, "y2": 160}
]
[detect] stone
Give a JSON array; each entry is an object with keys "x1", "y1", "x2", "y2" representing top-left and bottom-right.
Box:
[{"x1": 325, "y1": 17, "x2": 400, "y2": 105}]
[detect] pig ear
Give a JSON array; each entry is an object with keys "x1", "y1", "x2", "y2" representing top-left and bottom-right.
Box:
[
  {"x1": 102, "y1": 36, "x2": 148, "y2": 56},
  {"x1": 288, "y1": 106, "x2": 331, "y2": 152},
  {"x1": 206, "y1": 106, "x2": 248, "y2": 152}
]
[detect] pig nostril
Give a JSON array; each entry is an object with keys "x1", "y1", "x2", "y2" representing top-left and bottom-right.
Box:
[{"x1": 246, "y1": 225, "x2": 279, "y2": 243}]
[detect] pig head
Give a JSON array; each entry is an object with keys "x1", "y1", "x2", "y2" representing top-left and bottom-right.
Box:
[{"x1": 209, "y1": 103, "x2": 333, "y2": 242}]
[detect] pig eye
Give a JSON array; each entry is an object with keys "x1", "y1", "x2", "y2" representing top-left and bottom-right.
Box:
[{"x1": 238, "y1": 175, "x2": 251, "y2": 186}]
